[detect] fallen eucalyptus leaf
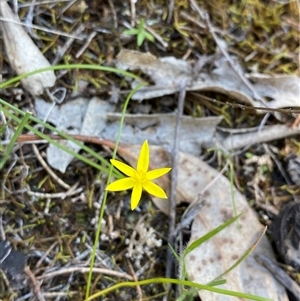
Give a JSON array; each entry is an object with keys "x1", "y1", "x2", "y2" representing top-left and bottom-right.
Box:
[
  {"x1": 0, "y1": 1, "x2": 56, "y2": 95},
  {"x1": 116, "y1": 49, "x2": 300, "y2": 110},
  {"x1": 103, "y1": 113, "x2": 222, "y2": 155},
  {"x1": 35, "y1": 97, "x2": 112, "y2": 173},
  {"x1": 178, "y1": 152, "x2": 288, "y2": 301}
]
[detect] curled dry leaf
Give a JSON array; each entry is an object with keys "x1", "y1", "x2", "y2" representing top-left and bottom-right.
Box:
[
  {"x1": 116, "y1": 49, "x2": 300, "y2": 110},
  {"x1": 117, "y1": 144, "x2": 288, "y2": 301},
  {"x1": 0, "y1": 1, "x2": 56, "y2": 95}
]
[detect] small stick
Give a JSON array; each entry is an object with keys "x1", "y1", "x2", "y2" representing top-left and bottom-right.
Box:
[
  {"x1": 26, "y1": 184, "x2": 82, "y2": 199},
  {"x1": 189, "y1": 0, "x2": 269, "y2": 107},
  {"x1": 127, "y1": 259, "x2": 143, "y2": 301},
  {"x1": 24, "y1": 266, "x2": 46, "y2": 301},
  {"x1": 166, "y1": 81, "x2": 187, "y2": 280},
  {"x1": 145, "y1": 25, "x2": 169, "y2": 48},
  {"x1": 38, "y1": 266, "x2": 134, "y2": 281},
  {"x1": 107, "y1": 0, "x2": 118, "y2": 28},
  {"x1": 167, "y1": 0, "x2": 174, "y2": 24},
  {"x1": 32, "y1": 144, "x2": 71, "y2": 190},
  {"x1": 129, "y1": 0, "x2": 136, "y2": 27}
]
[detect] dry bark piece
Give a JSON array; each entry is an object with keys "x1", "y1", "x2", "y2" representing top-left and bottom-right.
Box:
[
  {"x1": 271, "y1": 201, "x2": 300, "y2": 271},
  {"x1": 0, "y1": 1, "x2": 56, "y2": 95}
]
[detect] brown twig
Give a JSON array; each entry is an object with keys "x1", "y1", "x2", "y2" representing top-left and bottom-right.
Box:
[
  {"x1": 24, "y1": 266, "x2": 45, "y2": 301},
  {"x1": 127, "y1": 259, "x2": 143, "y2": 301}
]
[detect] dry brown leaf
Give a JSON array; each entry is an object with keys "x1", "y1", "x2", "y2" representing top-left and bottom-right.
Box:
[{"x1": 0, "y1": 1, "x2": 56, "y2": 95}]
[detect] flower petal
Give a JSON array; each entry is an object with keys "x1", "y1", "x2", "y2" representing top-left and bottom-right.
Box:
[
  {"x1": 146, "y1": 167, "x2": 172, "y2": 180},
  {"x1": 110, "y1": 159, "x2": 136, "y2": 177},
  {"x1": 106, "y1": 178, "x2": 135, "y2": 191},
  {"x1": 137, "y1": 140, "x2": 149, "y2": 173},
  {"x1": 143, "y1": 181, "x2": 167, "y2": 199},
  {"x1": 131, "y1": 183, "x2": 143, "y2": 210}
]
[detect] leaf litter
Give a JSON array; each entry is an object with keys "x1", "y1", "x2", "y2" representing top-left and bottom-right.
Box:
[{"x1": 1, "y1": 0, "x2": 300, "y2": 300}]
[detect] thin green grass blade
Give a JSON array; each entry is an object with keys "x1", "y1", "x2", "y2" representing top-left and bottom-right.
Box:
[
  {"x1": 168, "y1": 242, "x2": 181, "y2": 263},
  {"x1": 213, "y1": 228, "x2": 266, "y2": 282},
  {"x1": 0, "y1": 64, "x2": 144, "y2": 90},
  {"x1": 0, "y1": 103, "x2": 121, "y2": 177},
  {"x1": 183, "y1": 214, "x2": 241, "y2": 256},
  {"x1": 85, "y1": 277, "x2": 272, "y2": 301},
  {"x1": 85, "y1": 82, "x2": 147, "y2": 299},
  {"x1": 0, "y1": 111, "x2": 31, "y2": 169}
]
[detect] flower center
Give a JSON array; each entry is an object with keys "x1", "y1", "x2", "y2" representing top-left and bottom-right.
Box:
[{"x1": 137, "y1": 171, "x2": 147, "y2": 184}]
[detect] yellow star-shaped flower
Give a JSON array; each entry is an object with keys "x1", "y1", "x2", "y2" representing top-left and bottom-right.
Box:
[{"x1": 106, "y1": 140, "x2": 172, "y2": 210}]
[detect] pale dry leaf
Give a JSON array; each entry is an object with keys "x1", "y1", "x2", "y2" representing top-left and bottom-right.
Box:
[
  {"x1": 0, "y1": 1, "x2": 56, "y2": 95},
  {"x1": 35, "y1": 97, "x2": 220, "y2": 171},
  {"x1": 104, "y1": 113, "x2": 222, "y2": 155},
  {"x1": 177, "y1": 152, "x2": 288, "y2": 301},
  {"x1": 116, "y1": 49, "x2": 300, "y2": 110},
  {"x1": 35, "y1": 97, "x2": 112, "y2": 173}
]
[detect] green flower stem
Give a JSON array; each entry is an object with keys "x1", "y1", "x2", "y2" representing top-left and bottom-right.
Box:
[{"x1": 85, "y1": 83, "x2": 147, "y2": 298}]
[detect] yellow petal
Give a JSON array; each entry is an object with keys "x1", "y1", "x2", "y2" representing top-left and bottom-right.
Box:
[
  {"x1": 146, "y1": 167, "x2": 172, "y2": 180},
  {"x1": 106, "y1": 178, "x2": 135, "y2": 191},
  {"x1": 137, "y1": 140, "x2": 149, "y2": 173},
  {"x1": 110, "y1": 159, "x2": 136, "y2": 177},
  {"x1": 131, "y1": 183, "x2": 143, "y2": 210},
  {"x1": 143, "y1": 181, "x2": 167, "y2": 199}
]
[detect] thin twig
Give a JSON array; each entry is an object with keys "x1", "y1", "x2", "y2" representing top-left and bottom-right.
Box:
[
  {"x1": 26, "y1": 184, "x2": 82, "y2": 199},
  {"x1": 38, "y1": 266, "x2": 134, "y2": 280},
  {"x1": 32, "y1": 144, "x2": 71, "y2": 190},
  {"x1": 107, "y1": 0, "x2": 118, "y2": 28},
  {"x1": 52, "y1": 23, "x2": 85, "y2": 65},
  {"x1": 0, "y1": 17, "x2": 83, "y2": 40},
  {"x1": 24, "y1": 266, "x2": 45, "y2": 301},
  {"x1": 167, "y1": 0, "x2": 174, "y2": 24},
  {"x1": 127, "y1": 259, "x2": 143, "y2": 301},
  {"x1": 145, "y1": 25, "x2": 169, "y2": 48},
  {"x1": 166, "y1": 81, "x2": 187, "y2": 281},
  {"x1": 75, "y1": 31, "x2": 97, "y2": 59},
  {"x1": 130, "y1": 0, "x2": 136, "y2": 27},
  {"x1": 35, "y1": 241, "x2": 59, "y2": 268}
]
